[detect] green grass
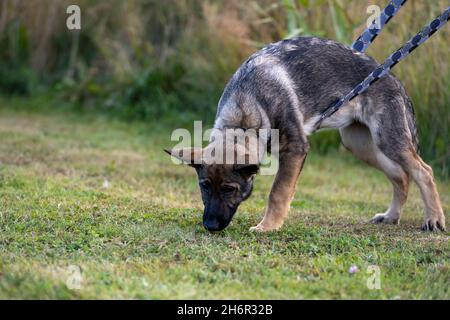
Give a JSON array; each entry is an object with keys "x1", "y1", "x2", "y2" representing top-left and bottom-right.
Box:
[{"x1": 0, "y1": 106, "x2": 449, "y2": 299}]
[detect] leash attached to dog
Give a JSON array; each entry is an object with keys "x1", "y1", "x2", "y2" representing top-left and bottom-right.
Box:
[{"x1": 315, "y1": 5, "x2": 450, "y2": 129}]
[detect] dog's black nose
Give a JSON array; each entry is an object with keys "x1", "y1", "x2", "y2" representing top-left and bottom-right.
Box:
[{"x1": 203, "y1": 220, "x2": 224, "y2": 232}]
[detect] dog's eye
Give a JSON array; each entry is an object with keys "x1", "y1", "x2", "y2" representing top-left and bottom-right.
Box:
[
  {"x1": 221, "y1": 185, "x2": 237, "y2": 193},
  {"x1": 199, "y1": 180, "x2": 211, "y2": 189}
]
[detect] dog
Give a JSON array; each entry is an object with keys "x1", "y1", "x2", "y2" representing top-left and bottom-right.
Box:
[{"x1": 166, "y1": 36, "x2": 446, "y2": 233}]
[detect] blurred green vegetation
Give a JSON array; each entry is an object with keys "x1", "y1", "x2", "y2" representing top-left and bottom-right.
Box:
[{"x1": 0, "y1": 0, "x2": 449, "y2": 176}]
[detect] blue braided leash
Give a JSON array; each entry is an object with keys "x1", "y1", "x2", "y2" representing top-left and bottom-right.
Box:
[
  {"x1": 315, "y1": 6, "x2": 450, "y2": 128},
  {"x1": 352, "y1": 0, "x2": 407, "y2": 53}
]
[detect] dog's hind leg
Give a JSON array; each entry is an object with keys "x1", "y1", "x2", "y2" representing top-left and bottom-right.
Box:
[
  {"x1": 402, "y1": 152, "x2": 446, "y2": 231},
  {"x1": 340, "y1": 123, "x2": 409, "y2": 225},
  {"x1": 363, "y1": 101, "x2": 445, "y2": 231}
]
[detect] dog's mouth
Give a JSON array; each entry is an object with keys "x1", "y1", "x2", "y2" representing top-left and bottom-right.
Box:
[
  {"x1": 203, "y1": 209, "x2": 236, "y2": 232},
  {"x1": 203, "y1": 218, "x2": 232, "y2": 232}
]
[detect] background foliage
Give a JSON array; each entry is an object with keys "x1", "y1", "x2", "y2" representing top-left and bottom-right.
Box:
[{"x1": 0, "y1": 0, "x2": 449, "y2": 176}]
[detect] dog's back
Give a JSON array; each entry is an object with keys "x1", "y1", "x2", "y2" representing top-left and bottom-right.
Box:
[{"x1": 215, "y1": 36, "x2": 417, "y2": 151}]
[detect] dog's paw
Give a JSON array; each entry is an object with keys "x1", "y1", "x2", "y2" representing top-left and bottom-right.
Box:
[
  {"x1": 370, "y1": 213, "x2": 399, "y2": 225},
  {"x1": 249, "y1": 223, "x2": 280, "y2": 233},
  {"x1": 421, "y1": 217, "x2": 446, "y2": 232},
  {"x1": 249, "y1": 225, "x2": 266, "y2": 232}
]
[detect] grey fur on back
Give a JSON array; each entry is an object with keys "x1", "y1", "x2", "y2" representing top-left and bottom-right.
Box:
[{"x1": 214, "y1": 36, "x2": 419, "y2": 152}]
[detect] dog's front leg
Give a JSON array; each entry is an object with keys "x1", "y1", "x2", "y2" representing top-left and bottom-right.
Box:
[{"x1": 250, "y1": 149, "x2": 307, "y2": 232}]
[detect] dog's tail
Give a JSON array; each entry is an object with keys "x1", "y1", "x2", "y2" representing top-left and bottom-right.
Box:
[{"x1": 404, "y1": 95, "x2": 420, "y2": 154}]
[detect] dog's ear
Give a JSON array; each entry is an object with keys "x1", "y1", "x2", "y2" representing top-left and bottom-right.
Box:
[
  {"x1": 234, "y1": 164, "x2": 259, "y2": 180},
  {"x1": 164, "y1": 148, "x2": 203, "y2": 167}
]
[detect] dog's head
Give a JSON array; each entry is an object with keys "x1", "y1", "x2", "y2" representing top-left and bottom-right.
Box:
[{"x1": 165, "y1": 145, "x2": 259, "y2": 232}]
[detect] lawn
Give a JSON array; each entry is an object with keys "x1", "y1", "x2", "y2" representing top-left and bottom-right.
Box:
[{"x1": 0, "y1": 107, "x2": 448, "y2": 299}]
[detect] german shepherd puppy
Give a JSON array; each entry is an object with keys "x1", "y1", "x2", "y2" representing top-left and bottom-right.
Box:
[{"x1": 166, "y1": 36, "x2": 446, "y2": 232}]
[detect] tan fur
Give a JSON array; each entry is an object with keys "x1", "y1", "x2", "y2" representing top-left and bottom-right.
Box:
[
  {"x1": 340, "y1": 123, "x2": 445, "y2": 230},
  {"x1": 340, "y1": 123, "x2": 409, "y2": 224},
  {"x1": 250, "y1": 152, "x2": 307, "y2": 232},
  {"x1": 407, "y1": 154, "x2": 445, "y2": 230}
]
